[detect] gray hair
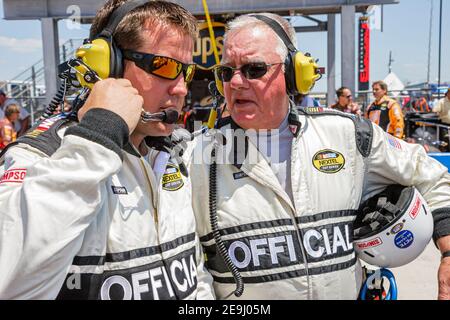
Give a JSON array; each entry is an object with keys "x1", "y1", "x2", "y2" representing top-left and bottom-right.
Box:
[{"x1": 223, "y1": 13, "x2": 297, "y2": 62}]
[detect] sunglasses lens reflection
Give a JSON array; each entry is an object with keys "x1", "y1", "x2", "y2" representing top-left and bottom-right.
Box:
[
  {"x1": 151, "y1": 56, "x2": 181, "y2": 80},
  {"x1": 184, "y1": 64, "x2": 196, "y2": 83}
]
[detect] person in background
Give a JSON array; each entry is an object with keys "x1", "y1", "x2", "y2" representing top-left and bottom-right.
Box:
[
  {"x1": 0, "y1": 89, "x2": 30, "y2": 137},
  {"x1": 0, "y1": 104, "x2": 20, "y2": 149},
  {"x1": 433, "y1": 87, "x2": 450, "y2": 125},
  {"x1": 329, "y1": 86, "x2": 362, "y2": 115},
  {"x1": 365, "y1": 80, "x2": 404, "y2": 139},
  {"x1": 432, "y1": 87, "x2": 450, "y2": 152},
  {"x1": 411, "y1": 92, "x2": 430, "y2": 113}
]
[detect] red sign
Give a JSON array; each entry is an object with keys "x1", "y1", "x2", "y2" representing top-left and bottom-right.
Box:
[{"x1": 358, "y1": 17, "x2": 370, "y2": 91}]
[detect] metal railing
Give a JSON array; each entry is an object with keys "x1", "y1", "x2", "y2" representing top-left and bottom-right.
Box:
[
  {"x1": 308, "y1": 87, "x2": 448, "y2": 114},
  {"x1": 1, "y1": 39, "x2": 84, "y2": 124},
  {"x1": 354, "y1": 87, "x2": 447, "y2": 114},
  {"x1": 298, "y1": 88, "x2": 450, "y2": 153}
]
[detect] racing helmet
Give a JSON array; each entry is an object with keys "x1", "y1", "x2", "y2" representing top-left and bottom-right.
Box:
[{"x1": 353, "y1": 185, "x2": 433, "y2": 268}]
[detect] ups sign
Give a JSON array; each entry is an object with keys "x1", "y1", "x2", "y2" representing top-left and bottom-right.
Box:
[{"x1": 193, "y1": 22, "x2": 225, "y2": 70}]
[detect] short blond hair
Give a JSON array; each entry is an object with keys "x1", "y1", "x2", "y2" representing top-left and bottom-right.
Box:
[{"x1": 5, "y1": 104, "x2": 20, "y2": 118}]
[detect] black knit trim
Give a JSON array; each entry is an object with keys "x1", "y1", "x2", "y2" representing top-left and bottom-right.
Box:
[
  {"x1": 64, "y1": 108, "x2": 129, "y2": 159},
  {"x1": 432, "y1": 207, "x2": 450, "y2": 243}
]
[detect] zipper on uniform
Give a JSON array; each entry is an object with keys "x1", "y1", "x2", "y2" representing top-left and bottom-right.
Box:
[
  {"x1": 289, "y1": 135, "x2": 312, "y2": 300},
  {"x1": 139, "y1": 158, "x2": 160, "y2": 237}
]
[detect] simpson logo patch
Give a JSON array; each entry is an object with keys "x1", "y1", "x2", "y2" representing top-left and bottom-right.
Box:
[
  {"x1": 0, "y1": 168, "x2": 27, "y2": 184},
  {"x1": 312, "y1": 149, "x2": 345, "y2": 173},
  {"x1": 162, "y1": 164, "x2": 184, "y2": 191}
]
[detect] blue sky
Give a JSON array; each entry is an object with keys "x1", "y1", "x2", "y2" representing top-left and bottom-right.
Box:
[{"x1": 0, "y1": 0, "x2": 448, "y2": 93}]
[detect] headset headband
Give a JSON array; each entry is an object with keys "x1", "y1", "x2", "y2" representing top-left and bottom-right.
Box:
[
  {"x1": 96, "y1": 0, "x2": 149, "y2": 39},
  {"x1": 250, "y1": 14, "x2": 297, "y2": 53}
]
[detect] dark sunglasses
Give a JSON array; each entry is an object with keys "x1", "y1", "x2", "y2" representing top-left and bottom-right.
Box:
[
  {"x1": 214, "y1": 62, "x2": 283, "y2": 82},
  {"x1": 122, "y1": 49, "x2": 196, "y2": 83}
]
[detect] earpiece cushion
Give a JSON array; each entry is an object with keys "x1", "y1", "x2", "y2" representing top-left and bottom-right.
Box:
[
  {"x1": 284, "y1": 52, "x2": 297, "y2": 96},
  {"x1": 110, "y1": 40, "x2": 123, "y2": 78}
]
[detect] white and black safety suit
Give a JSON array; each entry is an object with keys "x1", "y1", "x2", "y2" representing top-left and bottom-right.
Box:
[
  {"x1": 0, "y1": 109, "x2": 214, "y2": 300},
  {"x1": 187, "y1": 107, "x2": 450, "y2": 300}
]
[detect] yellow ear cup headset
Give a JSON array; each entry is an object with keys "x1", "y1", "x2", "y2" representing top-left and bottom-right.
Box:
[
  {"x1": 74, "y1": 0, "x2": 149, "y2": 89},
  {"x1": 213, "y1": 14, "x2": 321, "y2": 97}
]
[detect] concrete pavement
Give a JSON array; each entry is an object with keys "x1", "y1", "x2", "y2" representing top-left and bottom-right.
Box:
[
  {"x1": 392, "y1": 241, "x2": 441, "y2": 300},
  {"x1": 362, "y1": 241, "x2": 441, "y2": 300}
]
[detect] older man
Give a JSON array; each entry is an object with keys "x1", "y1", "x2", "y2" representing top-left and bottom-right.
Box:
[{"x1": 188, "y1": 13, "x2": 450, "y2": 300}]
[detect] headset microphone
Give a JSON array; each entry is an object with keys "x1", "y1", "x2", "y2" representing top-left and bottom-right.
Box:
[{"x1": 140, "y1": 109, "x2": 179, "y2": 124}]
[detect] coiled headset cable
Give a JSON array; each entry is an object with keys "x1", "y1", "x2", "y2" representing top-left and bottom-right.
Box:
[
  {"x1": 209, "y1": 144, "x2": 244, "y2": 298},
  {"x1": 40, "y1": 59, "x2": 90, "y2": 121},
  {"x1": 39, "y1": 78, "x2": 69, "y2": 120},
  {"x1": 207, "y1": 81, "x2": 244, "y2": 298}
]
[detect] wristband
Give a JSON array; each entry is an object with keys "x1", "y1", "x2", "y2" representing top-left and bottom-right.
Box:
[{"x1": 442, "y1": 251, "x2": 450, "y2": 259}]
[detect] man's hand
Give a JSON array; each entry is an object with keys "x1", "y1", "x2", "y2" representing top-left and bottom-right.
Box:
[
  {"x1": 437, "y1": 235, "x2": 450, "y2": 300},
  {"x1": 438, "y1": 258, "x2": 450, "y2": 300},
  {"x1": 79, "y1": 78, "x2": 143, "y2": 133},
  {"x1": 349, "y1": 102, "x2": 362, "y2": 116}
]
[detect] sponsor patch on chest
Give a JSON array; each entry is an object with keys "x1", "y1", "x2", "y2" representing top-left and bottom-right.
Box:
[
  {"x1": 233, "y1": 171, "x2": 248, "y2": 180},
  {"x1": 162, "y1": 163, "x2": 184, "y2": 191},
  {"x1": 312, "y1": 149, "x2": 345, "y2": 173},
  {"x1": 111, "y1": 185, "x2": 128, "y2": 195}
]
